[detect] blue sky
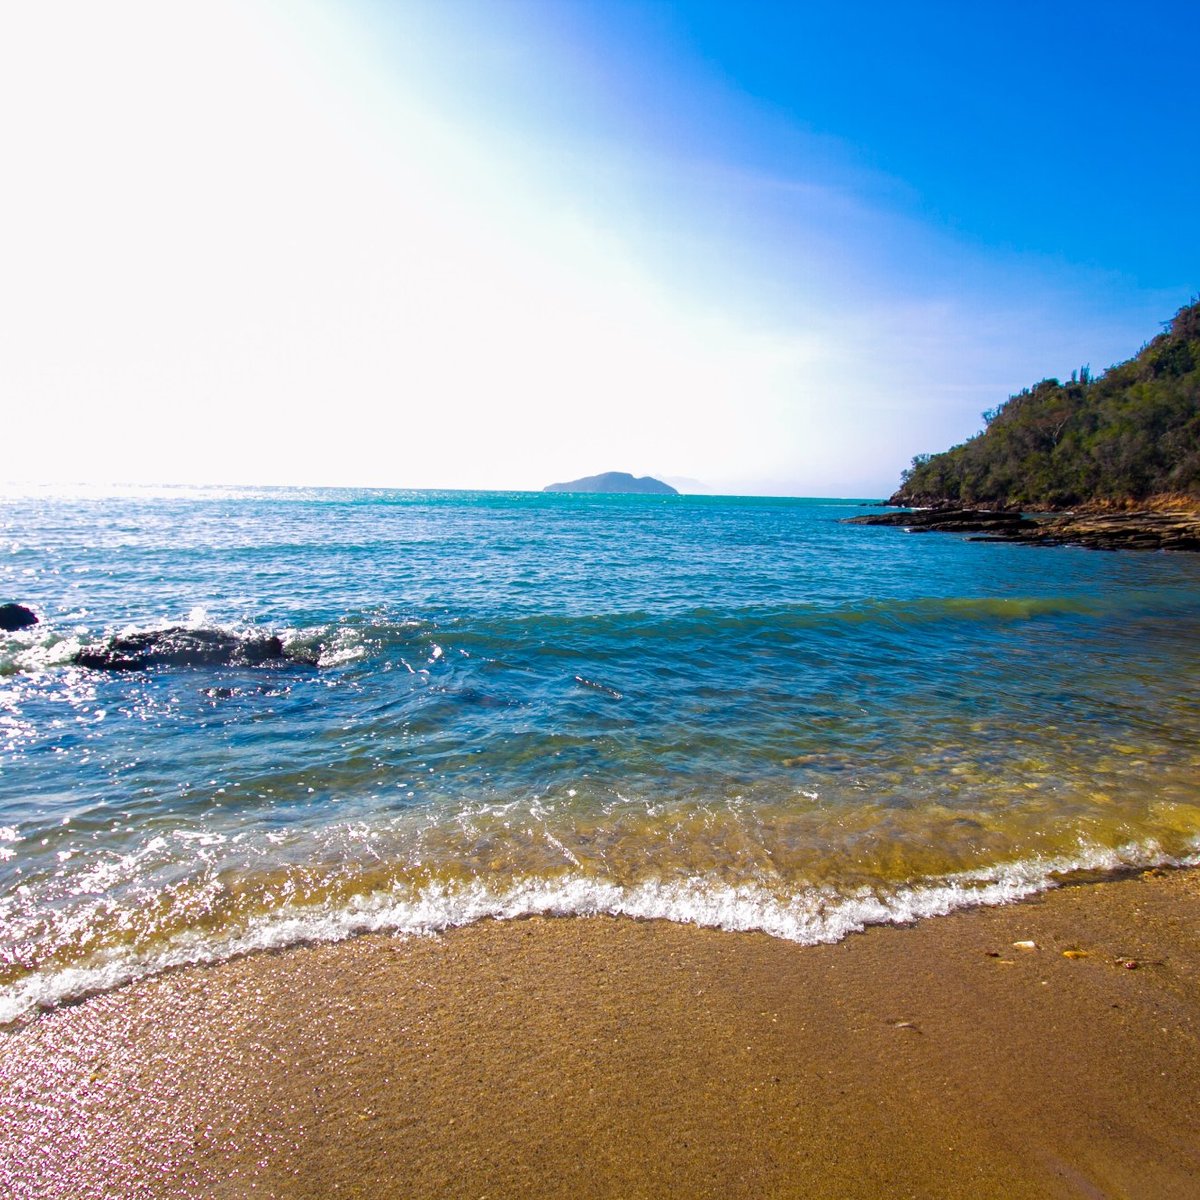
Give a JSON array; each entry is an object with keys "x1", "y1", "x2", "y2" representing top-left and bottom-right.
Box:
[{"x1": 2, "y1": 0, "x2": 1196, "y2": 495}]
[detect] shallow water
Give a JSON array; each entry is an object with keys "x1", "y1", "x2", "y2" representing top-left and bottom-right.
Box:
[{"x1": 2, "y1": 486, "x2": 1199, "y2": 1023}]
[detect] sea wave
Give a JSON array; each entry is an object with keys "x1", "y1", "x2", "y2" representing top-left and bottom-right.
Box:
[
  {"x1": 0, "y1": 593, "x2": 1130, "y2": 679},
  {"x1": 2, "y1": 839, "x2": 1195, "y2": 1029}
]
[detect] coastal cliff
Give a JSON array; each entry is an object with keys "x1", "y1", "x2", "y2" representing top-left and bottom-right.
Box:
[
  {"x1": 892, "y1": 299, "x2": 1200, "y2": 511},
  {"x1": 544, "y1": 471, "x2": 678, "y2": 495}
]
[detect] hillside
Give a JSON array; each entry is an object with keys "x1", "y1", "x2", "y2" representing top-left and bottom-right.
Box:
[
  {"x1": 892, "y1": 299, "x2": 1200, "y2": 509},
  {"x1": 544, "y1": 471, "x2": 678, "y2": 495}
]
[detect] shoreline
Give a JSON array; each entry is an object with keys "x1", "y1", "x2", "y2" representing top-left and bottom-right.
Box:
[
  {"x1": 3, "y1": 867, "x2": 1199, "y2": 1198},
  {"x1": 847, "y1": 504, "x2": 1200, "y2": 551}
]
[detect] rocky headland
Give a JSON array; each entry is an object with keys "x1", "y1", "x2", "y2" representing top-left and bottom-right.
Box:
[{"x1": 859, "y1": 299, "x2": 1199, "y2": 550}]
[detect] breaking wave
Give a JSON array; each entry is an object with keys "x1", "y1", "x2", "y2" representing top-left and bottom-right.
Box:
[{"x1": 2, "y1": 839, "x2": 1196, "y2": 1028}]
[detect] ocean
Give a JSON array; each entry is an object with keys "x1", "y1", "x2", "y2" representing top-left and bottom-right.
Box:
[{"x1": 2, "y1": 486, "x2": 1199, "y2": 1025}]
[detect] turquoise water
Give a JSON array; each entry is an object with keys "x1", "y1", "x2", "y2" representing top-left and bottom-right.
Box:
[{"x1": 2, "y1": 486, "x2": 1199, "y2": 1024}]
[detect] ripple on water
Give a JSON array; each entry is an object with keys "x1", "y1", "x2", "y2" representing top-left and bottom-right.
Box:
[{"x1": 2, "y1": 489, "x2": 1200, "y2": 1024}]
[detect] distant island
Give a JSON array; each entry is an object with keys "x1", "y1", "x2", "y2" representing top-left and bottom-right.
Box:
[
  {"x1": 892, "y1": 298, "x2": 1199, "y2": 510},
  {"x1": 544, "y1": 471, "x2": 679, "y2": 495}
]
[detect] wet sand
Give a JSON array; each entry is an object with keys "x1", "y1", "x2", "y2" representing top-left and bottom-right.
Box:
[{"x1": 2, "y1": 868, "x2": 1199, "y2": 1199}]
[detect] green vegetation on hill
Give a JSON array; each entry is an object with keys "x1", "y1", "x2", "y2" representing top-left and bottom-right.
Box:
[{"x1": 893, "y1": 299, "x2": 1200, "y2": 509}]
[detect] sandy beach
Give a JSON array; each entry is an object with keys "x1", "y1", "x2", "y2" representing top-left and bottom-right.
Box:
[{"x1": 2, "y1": 867, "x2": 1198, "y2": 1199}]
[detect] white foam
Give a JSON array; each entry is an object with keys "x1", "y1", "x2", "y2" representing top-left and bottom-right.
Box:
[
  {"x1": 0, "y1": 627, "x2": 82, "y2": 675},
  {"x1": 2, "y1": 838, "x2": 1196, "y2": 1028},
  {"x1": 281, "y1": 622, "x2": 366, "y2": 668},
  {"x1": 185, "y1": 605, "x2": 210, "y2": 629}
]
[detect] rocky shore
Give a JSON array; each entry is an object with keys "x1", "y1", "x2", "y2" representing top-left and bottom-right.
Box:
[{"x1": 846, "y1": 506, "x2": 1200, "y2": 551}]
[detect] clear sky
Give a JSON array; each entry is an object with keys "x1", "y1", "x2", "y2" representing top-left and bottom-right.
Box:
[{"x1": 2, "y1": 0, "x2": 1196, "y2": 496}]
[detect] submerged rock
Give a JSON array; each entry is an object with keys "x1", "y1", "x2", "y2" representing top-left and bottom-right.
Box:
[
  {"x1": 0, "y1": 603, "x2": 38, "y2": 631},
  {"x1": 72, "y1": 627, "x2": 298, "y2": 671}
]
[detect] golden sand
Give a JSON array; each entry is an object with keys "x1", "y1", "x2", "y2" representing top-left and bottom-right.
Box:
[{"x1": 2, "y1": 868, "x2": 1198, "y2": 1199}]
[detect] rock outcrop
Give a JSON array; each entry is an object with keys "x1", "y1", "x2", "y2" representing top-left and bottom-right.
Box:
[
  {"x1": 846, "y1": 507, "x2": 1200, "y2": 552},
  {"x1": 72, "y1": 627, "x2": 317, "y2": 670},
  {"x1": 844, "y1": 509, "x2": 1029, "y2": 535},
  {"x1": 995, "y1": 510, "x2": 1200, "y2": 551},
  {"x1": 0, "y1": 603, "x2": 38, "y2": 631}
]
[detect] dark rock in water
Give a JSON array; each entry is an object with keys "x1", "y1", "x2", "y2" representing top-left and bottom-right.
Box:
[
  {"x1": 277, "y1": 643, "x2": 321, "y2": 667},
  {"x1": 73, "y1": 627, "x2": 295, "y2": 670},
  {"x1": 844, "y1": 508, "x2": 1030, "y2": 534},
  {"x1": 544, "y1": 471, "x2": 678, "y2": 495},
  {"x1": 0, "y1": 603, "x2": 38, "y2": 631}
]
